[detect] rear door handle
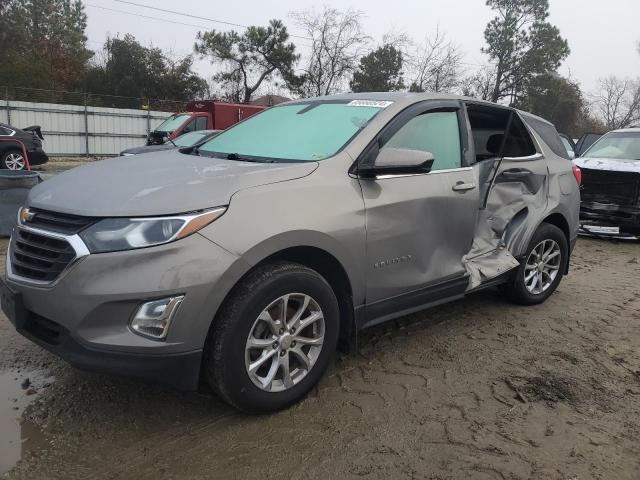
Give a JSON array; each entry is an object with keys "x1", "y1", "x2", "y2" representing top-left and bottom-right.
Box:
[
  {"x1": 452, "y1": 181, "x2": 476, "y2": 192},
  {"x1": 499, "y1": 168, "x2": 532, "y2": 179}
]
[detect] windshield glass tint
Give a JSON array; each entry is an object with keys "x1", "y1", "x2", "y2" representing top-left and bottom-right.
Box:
[
  {"x1": 173, "y1": 131, "x2": 207, "y2": 147},
  {"x1": 583, "y1": 132, "x2": 640, "y2": 160},
  {"x1": 155, "y1": 114, "x2": 191, "y2": 132},
  {"x1": 199, "y1": 102, "x2": 384, "y2": 161}
]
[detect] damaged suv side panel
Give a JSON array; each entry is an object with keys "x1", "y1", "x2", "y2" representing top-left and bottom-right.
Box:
[{"x1": 463, "y1": 106, "x2": 578, "y2": 289}]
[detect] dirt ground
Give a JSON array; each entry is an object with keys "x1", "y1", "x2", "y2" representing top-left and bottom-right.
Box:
[{"x1": 1, "y1": 162, "x2": 640, "y2": 479}]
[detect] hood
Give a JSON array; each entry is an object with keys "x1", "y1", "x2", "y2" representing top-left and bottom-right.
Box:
[
  {"x1": 120, "y1": 144, "x2": 175, "y2": 156},
  {"x1": 28, "y1": 150, "x2": 318, "y2": 217},
  {"x1": 575, "y1": 157, "x2": 640, "y2": 174}
]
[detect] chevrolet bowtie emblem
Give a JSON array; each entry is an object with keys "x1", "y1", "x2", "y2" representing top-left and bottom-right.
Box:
[{"x1": 19, "y1": 207, "x2": 35, "y2": 223}]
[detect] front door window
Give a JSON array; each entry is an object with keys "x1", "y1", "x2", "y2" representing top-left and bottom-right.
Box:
[{"x1": 385, "y1": 111, "x2": 462, "y2": 171}]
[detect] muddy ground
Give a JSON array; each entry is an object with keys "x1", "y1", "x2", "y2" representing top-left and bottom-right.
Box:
[{"x1": 1, "y1": 161, "x2": 640, "y2": 479}]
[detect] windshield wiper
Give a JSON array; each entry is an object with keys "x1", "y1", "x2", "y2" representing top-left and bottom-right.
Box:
[
  {"x1": 178, "y1": 145, "x2": 199, "y2": 155},
  {"x1": 226, "y1": 153, "x2": 274, "y2": 163}
]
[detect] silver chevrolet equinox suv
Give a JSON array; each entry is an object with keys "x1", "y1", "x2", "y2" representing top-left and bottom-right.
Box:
[{"x1": 1, "y1": 93, "x2": 580, "y2": 413}]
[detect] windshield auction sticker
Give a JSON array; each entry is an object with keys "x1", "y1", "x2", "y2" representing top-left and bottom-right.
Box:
[{"x1": 346, "y1": 100, "x2": 394, "y2": 108}]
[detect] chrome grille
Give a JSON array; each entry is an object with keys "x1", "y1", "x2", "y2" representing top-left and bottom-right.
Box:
[
  {"x1": 24, "y1": 208, "x2": 97, "y2": 235},
  {"x1": 10, "y1": 229, "x2": 76, "y2": 282}
]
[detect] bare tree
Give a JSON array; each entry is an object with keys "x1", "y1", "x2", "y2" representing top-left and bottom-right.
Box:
[
  {"x1": 291, "y1": 7, "x2": 369, "y2": 97},
  {"x1": 591, "y1": 76, "x2": 640, "y2": 130},
  {"x1": 460, "y1": 66, "x2": 497, "y2": 100},
  {"x1": 406, "y1": 28, "x2": 463, "y2": 93}
]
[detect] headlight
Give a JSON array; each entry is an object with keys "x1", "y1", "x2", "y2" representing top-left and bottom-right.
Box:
[{"x1": 79, "y1": 207, "x2": 226, "y2": 253}]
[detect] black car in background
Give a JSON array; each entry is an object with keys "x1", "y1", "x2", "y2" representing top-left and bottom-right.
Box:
[
  {"x1": 120, "y1": 130, "x2": 221, "y2": 156},
  {"x1": 0, "y1": 123, "x2": 48, "y2": 170}
]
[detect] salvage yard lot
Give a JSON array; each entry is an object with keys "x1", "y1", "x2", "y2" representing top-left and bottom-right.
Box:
[{"x1": 1, "y1": 166, "x2": 639, "y2": 479}]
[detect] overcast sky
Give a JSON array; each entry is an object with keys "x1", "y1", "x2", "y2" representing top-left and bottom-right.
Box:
[{"x1": 85, "y1": 0, "x2": 640, "y2": 94}]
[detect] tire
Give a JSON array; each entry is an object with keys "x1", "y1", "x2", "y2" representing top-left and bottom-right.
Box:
[
  {"x1": 1, "y1": 150, "x2": 26, "y2": 170},
  {"x1": 502, "y1": 223, "x2": 568, "y2": 305},
  {"x1": 204, "y1": 261, "x2": 340, "y2": 413}
]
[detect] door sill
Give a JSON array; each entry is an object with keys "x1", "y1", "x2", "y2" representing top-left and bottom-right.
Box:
[{"x1": 358, "y1": 274, "x2": 469, "y2": 330}]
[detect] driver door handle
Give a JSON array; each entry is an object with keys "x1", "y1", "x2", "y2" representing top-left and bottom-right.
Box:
[{"x1": 452, "y1": 181, "x2": 476, "y2": 192}]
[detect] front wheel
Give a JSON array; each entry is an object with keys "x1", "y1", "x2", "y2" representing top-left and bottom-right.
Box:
[
  {"x1": 502, "y1": 223, "x2": 568, "y2": 305},
  {"x1": 1, "y1": 150, "x2": 26, "y2": 170},
  {"x1": 204, "y1": 261, "x2": 340, "y2": 413}
]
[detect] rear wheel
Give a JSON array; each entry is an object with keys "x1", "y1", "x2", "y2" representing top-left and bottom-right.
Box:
[
  {"x1": 205, "y1": 261, "x2": 340, "y2": 413},
  {"x1": 1, "y1": 150, "x2": 26, "y2": 170},
  {"x1": 502, "y1": 223, "x2": 568, "y2": 305}
]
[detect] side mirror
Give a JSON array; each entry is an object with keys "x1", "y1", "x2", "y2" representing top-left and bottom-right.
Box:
[
  {"x1": 359, "y1": 148, "x2": 435, "y2": 178},
  {"x1": 567, "y1": 149, "x2": 576, "y2": 160}
]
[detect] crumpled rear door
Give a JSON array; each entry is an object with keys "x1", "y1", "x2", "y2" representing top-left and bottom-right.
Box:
[{"x1": 464, "y1": 111, "x2": 549, "y2": 289}]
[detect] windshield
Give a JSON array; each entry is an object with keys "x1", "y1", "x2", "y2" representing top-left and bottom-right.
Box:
[
  {"x1": 198, "y1": 101, "x2": 385, "y2": 161},
  {"x1": 155, "y1": 114, "x2": 191, "y2": 133},
  {"x1": 583, "y1": 132, "x2": 640, "y2": 160},
  {"x1": 173, "y1": 131, "x2": 208, "y2": 147}
]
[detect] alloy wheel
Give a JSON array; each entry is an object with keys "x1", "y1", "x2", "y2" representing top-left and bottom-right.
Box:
[
  {"x1": 245, "y1": 293, "x2": 325, "y2": 392},
  {"x1": 4, "y1": 152, "x2": 26, "y2": 170},
  {"x1": 524, "y1": 239, "x2": 561, "y2": 295}
]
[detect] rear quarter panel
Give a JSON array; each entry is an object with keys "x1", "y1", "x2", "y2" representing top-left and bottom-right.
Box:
[{"x1": 506, "y1": 128, "x2": 580, "y2": 257}]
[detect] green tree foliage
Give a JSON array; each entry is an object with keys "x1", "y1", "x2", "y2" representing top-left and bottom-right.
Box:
[
  {"x1": 195, "y1": 20, "x2": 299, "y2": 103},
  {"x1": 85, "y1": 35, "x2": 209, "y2": 103},
  {"x1": 482, "y1": 0, "x2": 570, "y2": 103},
  {"x1": 516, "y1": 73, "x2": 603, "y2": 137},
  {"x1": 350, "y1": 45, "x2": 404, "y2": 93},
  {"x1": 0, "y1": 0, "x2": 92, "y2": 91}
]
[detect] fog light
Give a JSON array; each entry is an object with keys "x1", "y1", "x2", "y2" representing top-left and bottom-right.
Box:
[{"x1": 130, "y1": 296, "x2": 184, "y2": 340}]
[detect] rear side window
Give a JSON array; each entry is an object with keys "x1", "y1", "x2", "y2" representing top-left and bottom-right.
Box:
[
  {"x1": 466, "y1": 104, "x2": 537, "y2": 160},
  {"x1": 560, "y1": 136, "x2": 574, "y2": 153},
  {"x1": 0, "y1": 126, "x2": 12, "y2": 135},
  {"x1": 384, "y1": 111, "x2": 462, "y2": 171},
  {"x1": 503, "y1": 115, "x2": 537, "y2": 158},
  {"x1": 522, "y1": 115, "x2": 570, "y2": 159},
  {"x1": 195, "y1": 116, "x2": 208, "y2": 130}
]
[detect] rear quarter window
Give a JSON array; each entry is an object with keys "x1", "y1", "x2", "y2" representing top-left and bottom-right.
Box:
[{"x1": 522, "y1": 115, "x2": 570, "y2": 160}]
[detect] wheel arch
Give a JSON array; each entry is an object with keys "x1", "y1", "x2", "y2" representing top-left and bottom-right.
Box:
[
  {"x1": 541, "y1": 212, "x2": 571, "y2": 274},
  {"x1": 204, "y1": 236, "x2": 360, "y2": 369},
  {"x1": 256, "y1": 246, "x2": 356, "y2": 352}
]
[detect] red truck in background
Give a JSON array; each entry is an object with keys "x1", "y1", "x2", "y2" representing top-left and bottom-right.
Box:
[{"x1": 147, "y1": 101, "x2": 266, "y2": 145}]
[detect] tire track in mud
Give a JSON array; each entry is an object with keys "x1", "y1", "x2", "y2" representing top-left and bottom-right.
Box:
[{"x1": 4, "y1": 238, "x2": 640, "y2": 480}]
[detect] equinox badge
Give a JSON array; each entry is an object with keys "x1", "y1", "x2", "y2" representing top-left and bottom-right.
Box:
[{"x1": 374, "y1": 255, "x2": 413, "y2": 269}]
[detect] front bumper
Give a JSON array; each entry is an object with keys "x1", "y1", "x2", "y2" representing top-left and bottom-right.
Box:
[
  {"x1": 580, "y1": 201, "x2": 640, "y2": 235},
  {"x1": 4, "y1": 229, "x2": 246, "y2": 390},
  {"x1": 1, "y1": 282, "x2": 201, "y2": 389}
]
